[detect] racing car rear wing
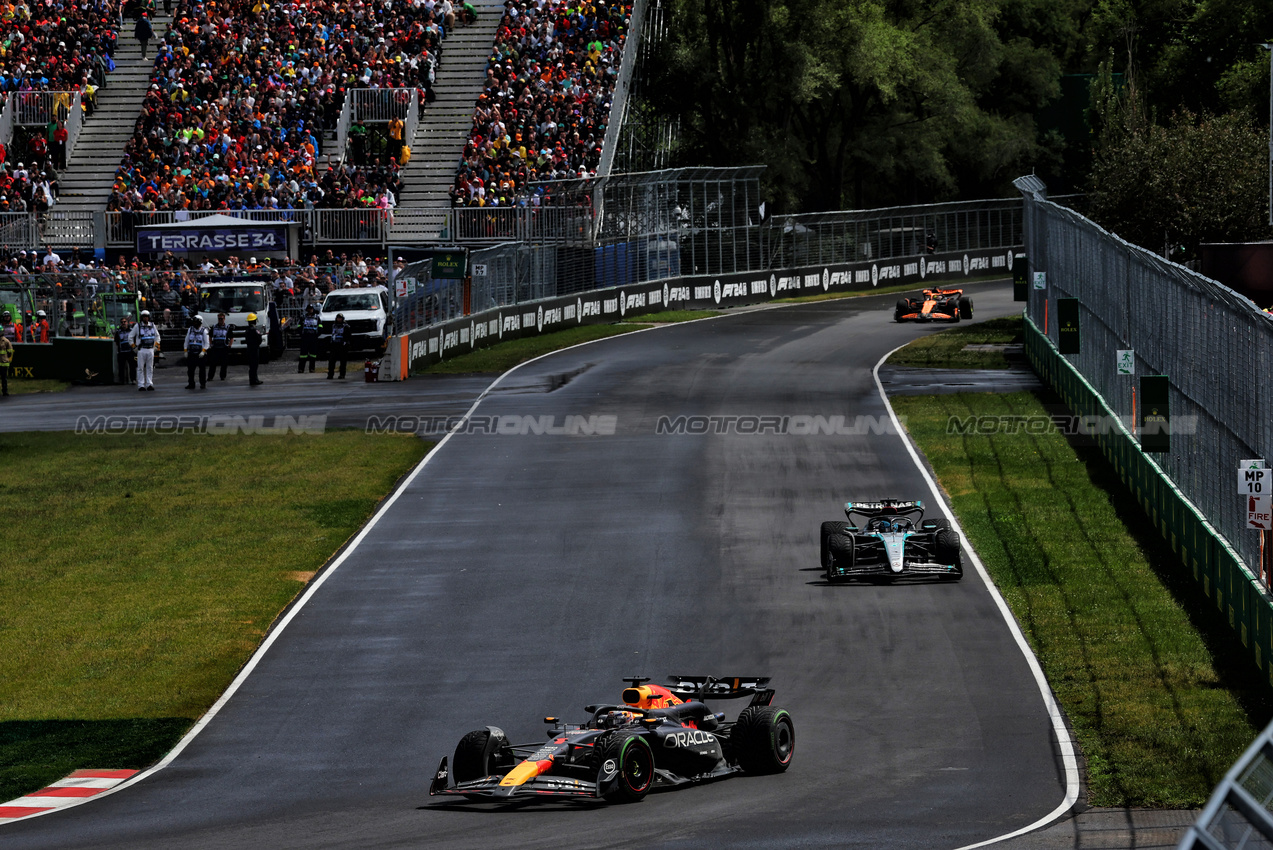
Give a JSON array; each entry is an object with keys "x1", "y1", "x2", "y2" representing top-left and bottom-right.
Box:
[
  {"x1": 664, "y1": 676, "x2": 775, "y2": 706},
  {"x1": 844, "y1": 500, "x2": 925, "y2": 520}
]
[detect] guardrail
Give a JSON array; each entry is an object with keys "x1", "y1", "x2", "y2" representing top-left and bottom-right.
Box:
[{"x1": 14, "y1": 91, "x2": 75, "y2": 126}]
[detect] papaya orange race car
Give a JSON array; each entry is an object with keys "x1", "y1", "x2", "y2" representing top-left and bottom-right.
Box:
[
  {"x1": 894, "y1": 287, "x2": 973, "y2": 322},
  {"x1": 429, "y1": 676, "x2": 794, "y2": 803}
]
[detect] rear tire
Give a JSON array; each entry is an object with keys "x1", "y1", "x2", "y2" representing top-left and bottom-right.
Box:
[
  {"x1": 827, "y1": 533, "x2": 855, "y2": 580},
  {"x1": 960, "y1": 297, "x2": 974, "y2": 320},
  {"x1": 820, "y1": 521, "x2": 853, "y2": 569},
  {"x1": 596, "y1": 732, "x2": 654, "y2": 803},
  {"x1": 732, "y1": 706, "x2": 795, "y2": 774}
]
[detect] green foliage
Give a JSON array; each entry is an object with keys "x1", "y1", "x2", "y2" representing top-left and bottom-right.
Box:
[
  {"x1": 651, "y1": 0, "x2": 1078, "y2": 211},
  {"x1": 1088, "y1": 72, "x2": 1271, "y2": 257}
]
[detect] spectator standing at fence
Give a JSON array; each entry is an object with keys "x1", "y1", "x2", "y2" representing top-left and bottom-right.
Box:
[
  {"x1": 0, "y1": 324, "x2": 11, "y2": 397},
  {"x1": 129, "y1": 309, "x2": 160, "y2": 390},
  {"x1": 327, "y1": 313, "x2": 350, "y2": 379},
  {"x1": 300, "y1": 278, "x2": 322, "y2": 312},
  {"x1": 42, "y1": 246, "x2": 61, "y2": 271},
  {"x1": 135, "y1": 13, "x2": 153, "y2": 60},
  {"x1": 183, "y1": 315, "x2": 208, "y2": 389},
  {"x1": 298, "y1": 304, "x2": 320, "y2": 373},
  {"x1": 207, "y1": 312, "x2": 232, "y2": 381},
  {"x1": 115, "y1": 316, "x2": 136, "y2": 385},
  {"x1": 244, "y1": 312, "x2": 263, "y2": 386}
]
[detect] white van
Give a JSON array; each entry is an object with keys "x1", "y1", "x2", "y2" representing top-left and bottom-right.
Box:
[
  {"x1": 198, "y1": 281, "x2": 274, "y2": 359},
  {"x1": 319, "y1": 285, "x2": 392, "y2": 354}
]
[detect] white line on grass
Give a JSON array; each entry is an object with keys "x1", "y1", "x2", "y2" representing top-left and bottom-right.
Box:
[{"x1": 872, "y1": 342, "x2": 1081, "y2": 849}]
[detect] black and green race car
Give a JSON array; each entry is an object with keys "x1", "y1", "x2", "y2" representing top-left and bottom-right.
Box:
[{"x1": 820, "y1": 499, "x2": 963, "y2": 582}]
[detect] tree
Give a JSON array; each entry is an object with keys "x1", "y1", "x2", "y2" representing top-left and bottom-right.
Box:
[
  {"x1": 1087, "y1": 64, "x2": 1271, "y2": 258},
  {"x1": 648, "y1": 0, "x2": 1075, "y2": 212}
]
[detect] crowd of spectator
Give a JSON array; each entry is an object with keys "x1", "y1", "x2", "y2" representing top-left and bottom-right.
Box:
[
  {"x1": 450, "y1": 0, "x2": 630, "y2": 207},
  {"x1": 108, "y1": 0, "x2": 458, "y2": 214},
  {"x1": 0, "y1": 246, "x2": 395, "y2": 330},
  {"x1": 0, "y1": 0, "x2": 120, "y2": 94}
]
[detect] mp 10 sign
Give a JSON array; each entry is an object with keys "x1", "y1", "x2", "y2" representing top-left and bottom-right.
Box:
[
  {"x1": 136, "y1": 225, "x2": 288, "y2": 254},
  {"x1": 1240, "y1": 467, "x2": 1269, "y2": 495}
]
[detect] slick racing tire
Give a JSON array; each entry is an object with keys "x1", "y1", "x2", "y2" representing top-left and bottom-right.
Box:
[
  {"x1": 959, "y1": 297, "x2": 974, "y2": 320},
  {"x1": 733, "y1": 706, "x2": 795, "y2": 774},
  {"x1": 935, "y1": 528, "x2": 964, "y2": 581},
  {"x1": 597, "y1": 732, "x2": 655, "y2": 803},
  {"x1": 894, "y1": 298, "x2": 908, "y2": 322},
  {"x1": 826, "y1": 533, "x2": 855, "y2": 580},
  {"x1": 453, "y1": 727, "x2": 514, "y2": 788},
  {"x1": 820, "y1": 521, "x2": 853, "y2": 569}
]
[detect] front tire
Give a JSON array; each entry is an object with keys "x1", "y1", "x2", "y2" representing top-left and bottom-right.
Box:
[
  {"x1": 935, "y1": 528, "x2": 963, "y2": 580},
  {"x1": 820, "y1": 521, "x2": 853, "y2": 569},
  {"x1": 827, "y1": 533, "x2": 855, "y2": 581},
  {"x1": 732, "y1": 706, "x2": 795, "y2": 773},
  {"x1": 596, "y1": 732, "x2": 654, "y2": 803},
  {"x1": 452, "y1": 727, "x2": 513, "y2": 785}
]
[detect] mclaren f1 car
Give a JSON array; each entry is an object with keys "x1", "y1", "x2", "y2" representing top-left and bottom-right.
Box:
[
  {"x1": 429, "y1": 676, "x2": 794, "y2": 803},
  {"x1": 820, "y1": 499, "x2": 963, "y2": 582},
  {"x1": 894, "y1": 287, "x2": 973, "y2": 322}
]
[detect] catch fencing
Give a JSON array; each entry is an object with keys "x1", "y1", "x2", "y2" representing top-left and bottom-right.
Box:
[
  {"x1": 1017, "y1": 175, "x2": 1273, "y2": 680},
  {"x1": 1017, "y1": 175, "x2": 1272, "y2": 572}
]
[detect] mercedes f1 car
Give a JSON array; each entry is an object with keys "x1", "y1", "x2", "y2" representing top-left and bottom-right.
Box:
[
  {"x1": 894, "y1": 288, "x2": 973, "y2": 322},
  {"x1": 429, "y1": 676, "x2": 794, "y2": 803},
  {"x1": 820, "y1": 500, "x2": 963, "y2": 582}
]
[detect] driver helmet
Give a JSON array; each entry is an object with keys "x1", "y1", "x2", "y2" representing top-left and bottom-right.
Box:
[
  {"x1": 877, "y1": 519, "x2": 892, "y2": 533},
  {"x1": 600, "y1": 710, "x2": 637, "y2": 729}
]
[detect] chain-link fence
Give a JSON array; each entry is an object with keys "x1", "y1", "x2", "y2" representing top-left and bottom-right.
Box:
[
  {"x1": 1017, "y1": 175, "x2": 1273, "y2": 571},
  {"x1": 767, "y1": 198, "x2": 1023, "y2": 268}
]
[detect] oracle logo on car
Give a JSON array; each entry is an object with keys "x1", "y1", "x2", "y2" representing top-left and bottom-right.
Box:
[{"x1": 664, "y1": 730, "x2": 715, "y2": 748}]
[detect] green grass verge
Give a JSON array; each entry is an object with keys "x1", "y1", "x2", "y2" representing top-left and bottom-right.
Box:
[
  {"x1": 772, "y1": 274, "x2": 1009, "y2": 304},
  {"x1": 416, "y1": 323, "x2": 651, "y2": 375},
  {"x1": 3, "y1": 378, "x2": 71, "y2": 395},
  {"x1": 625, "y1": 310, "x2": 722, "y2": 323},
  {"x1": 0, "y1": 431, "x2": 431, "y2": 802},
  {"x1": 886, "y1": 315, "x2": 1024, "y2": 369},
  {"x1": 892, "y1": 389, "x2": 1272, "y2": 807}
]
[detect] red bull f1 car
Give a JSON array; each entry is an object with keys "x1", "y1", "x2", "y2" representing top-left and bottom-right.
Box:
[
  {"x1": 820, "y1": 500, "x2": 963, "y2": 582},
  {"x1": 429, "y1": 676, "x2": 794, "y2": 803},
  {"x1": 895, "y1": 287, "x2": 973, "y2": 322}
]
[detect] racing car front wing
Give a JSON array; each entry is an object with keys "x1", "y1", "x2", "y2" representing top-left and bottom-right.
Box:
[
  {"x1": 827, "y1": 561, "x2": 959, "y2": 579},
  {"x1": 429, "y1": 757, "x2": 601, "y2": 800}
]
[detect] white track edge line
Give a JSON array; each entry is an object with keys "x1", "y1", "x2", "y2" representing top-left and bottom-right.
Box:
[
  {"x1": 5, "y1": 320, "x2": 698, "y2": 825},
  {"x1": 872, "y1": 343, "x2": 1080, "y2": 850}
]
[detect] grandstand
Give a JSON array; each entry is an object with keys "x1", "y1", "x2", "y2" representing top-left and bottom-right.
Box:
[{"x1": 0, "y1": 0, "x2": 639, "y2": 250}]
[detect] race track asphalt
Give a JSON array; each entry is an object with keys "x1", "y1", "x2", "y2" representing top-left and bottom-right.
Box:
[{"x1": 4, "y1": 280, "x2": 1072, "y2": 849}]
